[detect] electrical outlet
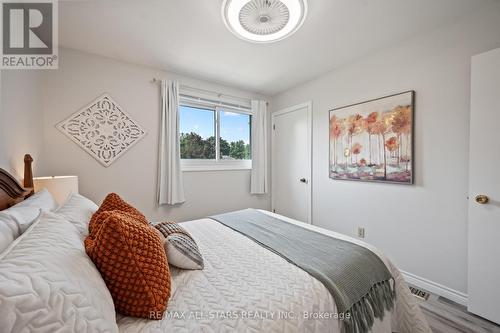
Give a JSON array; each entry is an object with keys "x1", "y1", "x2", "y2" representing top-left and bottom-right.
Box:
[
  {"x1": 409, "y1": 286, "x2": 430, "y2": 301},
  {"x1": 357, "y1": 227, "x2": 365, "y2": 238}
]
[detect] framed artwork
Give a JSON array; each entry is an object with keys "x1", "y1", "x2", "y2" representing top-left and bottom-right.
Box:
[{"x1": 329, "y1": 91, "x2": 414, "y2": 184}]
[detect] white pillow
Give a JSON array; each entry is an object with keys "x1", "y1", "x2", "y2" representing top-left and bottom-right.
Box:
[
  {"x1": 0, "y1": 207, "x2": 42, "y2": 253},
  {"x1": 0, "y1": 212, "x2": 119, "y2": 333},
  {"x1": 164, "y1": 237, "x2": 205, "y2": 270},
  {"x1": 153, "y1": 221, "x2": 204, "y2": 270},
  {"x1": 0, "y1": 188, "x2": 56, "y2": 253},
  {"x1": 0, "y1": 215, "x2": 19, "y2": 254},
  {"x1": 1, "y1": 206, "x2": 42, "y2": 234},
  {"x1": 55, "y1": 193, "x2": 98, "y2": 237},
  {"x1": 0, "y1": 205, "x2": 40, "y2": 253},
  {"x1": 14, "y1": 188, "x2": 58, "y2": 211}
]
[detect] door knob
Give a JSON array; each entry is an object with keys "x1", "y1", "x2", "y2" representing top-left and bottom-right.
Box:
[
  {"x1": 299, "y1": 178, "x2": 308, "y2": 183},
  {"x1": 475, "y1": 194, "x2": 489, "y2": 204}
]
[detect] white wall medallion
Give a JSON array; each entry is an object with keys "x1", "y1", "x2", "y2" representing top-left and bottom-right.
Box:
[{"x1": 57, "y1": 93, "x2": 146, "y2": 167}]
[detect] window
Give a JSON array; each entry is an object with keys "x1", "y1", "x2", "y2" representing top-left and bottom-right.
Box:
[
  {"x1": 179, "y1": 104, "x2": 252, "y2": 171},
  {"x1": 179, "y1": 106, "x2": 216, "y2": 159},
  {"x1": 220, "y1": 110, "x2": 251, "y2": 160}
]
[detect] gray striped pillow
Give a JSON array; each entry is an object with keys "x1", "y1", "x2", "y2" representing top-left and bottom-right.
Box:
[{"x1": 154, "y1": 221, "x2": 204, "y2": 270}]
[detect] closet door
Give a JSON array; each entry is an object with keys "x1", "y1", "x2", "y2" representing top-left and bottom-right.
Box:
[
  {"x1": 468, "y1": 47, "x2": 500, "y2": 324},
  {"x1": 272, "y1": 102, "x2": 312, "y2": 223}
]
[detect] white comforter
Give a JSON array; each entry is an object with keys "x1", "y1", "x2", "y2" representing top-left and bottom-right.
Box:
[{"x1": 117, "y1": 211, "x2": 431, "y2": 333}]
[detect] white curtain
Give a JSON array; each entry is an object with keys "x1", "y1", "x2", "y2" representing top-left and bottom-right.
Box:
[
  {"x1": 157, "y1": 80, "x2": 186, "y2": 205},
  {"x1": 250, "y1": 100, "x2": 268, "y2": 194}
]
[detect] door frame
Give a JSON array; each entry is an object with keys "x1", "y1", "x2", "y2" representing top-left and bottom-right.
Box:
[{"x1": 271, "y1": 101, "x2": 313, "y2": 224}]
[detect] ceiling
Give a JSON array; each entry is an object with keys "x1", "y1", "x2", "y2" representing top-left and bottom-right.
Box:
[{"x1": 59, "y1": 0, "x2": 494, "y2": 96}]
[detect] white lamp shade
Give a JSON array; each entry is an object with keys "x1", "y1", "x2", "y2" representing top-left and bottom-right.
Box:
[{"x1": 33, "y1": 176, "x2": 79, "y2": 204}]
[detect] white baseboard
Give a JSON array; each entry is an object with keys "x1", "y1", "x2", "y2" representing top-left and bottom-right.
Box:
[{"x1": 401, "y1": 270, "x2": 468, "y2": 306}]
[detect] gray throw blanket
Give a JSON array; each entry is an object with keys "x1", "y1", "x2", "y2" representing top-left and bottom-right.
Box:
[{"x1": 210, "y1": 209, "x2": 395, "y2": 333}]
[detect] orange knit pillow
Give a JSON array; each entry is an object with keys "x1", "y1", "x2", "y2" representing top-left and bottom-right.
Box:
[
  {"x1": 85, "y1": 211, "x2": 171, "y2": 319},
  {"x1": 89, "y1": 193, "x2": 147, "y2": 235}
]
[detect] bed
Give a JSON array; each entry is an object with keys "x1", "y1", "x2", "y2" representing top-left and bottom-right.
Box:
[{"x1": 0, "y1": 156, "x2": 431, "y2": 333}]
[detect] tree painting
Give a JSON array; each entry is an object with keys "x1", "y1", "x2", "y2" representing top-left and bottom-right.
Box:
[
  {"x1": 329, "y1": 115, "x2": 344, "y2": 165},
  {"x1": 329, "y1": 91, "x2": 414, "y2": 184}
]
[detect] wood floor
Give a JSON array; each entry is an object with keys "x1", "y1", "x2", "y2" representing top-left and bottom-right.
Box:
[{"x1": 414, "y1": 291, "x2": 500, "y2": 333}]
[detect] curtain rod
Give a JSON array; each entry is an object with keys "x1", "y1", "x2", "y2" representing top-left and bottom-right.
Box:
[{"x1": 151, "y1": 77, "x2": 261, "y2": 105}]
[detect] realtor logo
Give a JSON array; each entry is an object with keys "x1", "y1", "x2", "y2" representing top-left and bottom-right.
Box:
[{"x1": 1, "y1": 0, "x2": 58, "y2": 69}]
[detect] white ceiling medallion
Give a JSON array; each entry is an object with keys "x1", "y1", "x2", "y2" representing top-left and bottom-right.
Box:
[
  {"x1": 57, "y1": 94, "x2": 146, "y2": 167},
  {"x1": 222, "y1": 0, "x2": 307, "y2": 43}
]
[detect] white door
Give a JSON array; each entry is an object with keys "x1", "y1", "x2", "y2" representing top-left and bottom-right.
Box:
[
  {"x1": 468, "y1": 48, "x2": 500, "y2": 324},
  {"x1": 272, "y1": 102, "x2": 312, "y2": 223}
]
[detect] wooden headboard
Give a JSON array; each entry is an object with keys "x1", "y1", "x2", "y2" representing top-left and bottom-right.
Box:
[{"x1": 0, "y1": 154, "x2": 34, "y2": 210}]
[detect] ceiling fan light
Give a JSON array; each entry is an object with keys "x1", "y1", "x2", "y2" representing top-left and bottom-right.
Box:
[{"x1": 222, "y1": 0, "x2": 308, "y2": 43}]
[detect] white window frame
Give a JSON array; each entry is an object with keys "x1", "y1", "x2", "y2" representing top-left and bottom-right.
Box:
[{"x1": 179, "y1": 99, "x2": 253, "y2": 172}]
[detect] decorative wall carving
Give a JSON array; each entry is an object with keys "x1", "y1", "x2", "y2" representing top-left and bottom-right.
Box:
[{"x1": 57, "y1": 94, "x2": 146, "y2": 167}]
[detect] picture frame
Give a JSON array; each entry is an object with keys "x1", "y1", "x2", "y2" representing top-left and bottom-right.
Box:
[{"x1": 329, "y1": 91, "x2": 415, "y2": 184}]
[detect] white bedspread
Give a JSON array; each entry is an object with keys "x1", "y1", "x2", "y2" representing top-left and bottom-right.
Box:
[{"x1": 117, "y1": 211, "x2": 431, "y2": 333}]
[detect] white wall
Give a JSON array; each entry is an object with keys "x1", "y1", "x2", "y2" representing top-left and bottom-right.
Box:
[
  {"x1": 0, "y1": 70, "x2": 44, "y2": 179},
  {"x1": 270, "y1": 3, "x2": 500, "y2": 295},
  {"x1": 39, "y1": 48, "x2": 270, "y2": 221}
]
